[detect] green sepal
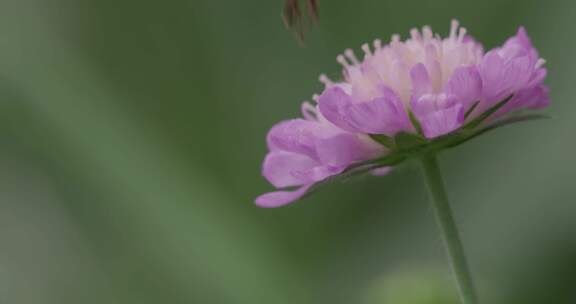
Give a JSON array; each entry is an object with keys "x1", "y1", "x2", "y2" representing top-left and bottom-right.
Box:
[
  {"x1": 441, "y1": 113, "x2": 550, "y2": 149},
  {"x1": 394, "y1": 132, "x2": 426, "y2": 150},
  {"x1": 369, "y1": 134, "x2": 395, "y2": 149},
  {"x1": 464, "y1": 101, "x2": 480, "y2": 119},
  {"x1": 408, "y1": 110, "x2": 424, "y2": 135},
  {"x1": 463, "y1": 95, "x2": 513, "y2": 130}
]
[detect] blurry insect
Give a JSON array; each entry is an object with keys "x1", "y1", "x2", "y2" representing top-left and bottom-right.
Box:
[{"x1": 282, "y1": 0, "x2": 319, "y2": 45}]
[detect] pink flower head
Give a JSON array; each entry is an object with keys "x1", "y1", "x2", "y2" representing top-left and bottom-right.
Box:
[{"x1": 256, "y1": 20, "x2": 549, "y2": 207}]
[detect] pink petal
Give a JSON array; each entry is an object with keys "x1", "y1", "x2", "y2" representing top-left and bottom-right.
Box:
[
  {"x1": 411, "y1": 93, "x2": 458, "y2": 116},
  {"x1": 346, "y1": 93, "x2": 411, "y2": 135},
  {"x1": 527, "y1": 68, "x2": 547, "y2": 88},
  {"x1": 410, "y1": 63, "x2": 433, "y2": 99},
  {"x1": 526, "y1": 85, "x2": 551, "y2": 109},
  {"x1": 501, "y1": 27, "x2": 535, "y2": 56},
  {"x1": 255, "y1": 185, "x2": 313, "y2": 208},
  {"x1": 315, "y1": 133, "x2": 365, "y2": 167},
  {"x1": 318, "y1": 87, "x2": 358, "y2": 132},
  {"x1": 266, "y1": 119, "x2": 320, "y2": 159},
  {"x1": 497, "y1": 84, "x2": 550, "y2": 116},
  {"x1": 445, "y1": 65, "x2": 482, "y2": 108},
  {"x1": 319, "y1": 87, "x2": 410, "y2": 135},
  {"x1": 262, "y1": 151, "x2": 319, "y2": 188},
  {"x1": 480, "y1": 51, "x2": 534, "y2": 105},
  {"x1": 420, "y1": 104, "x2": 465, "y2": 139},
  {"x1": 290, "y1": 165, "x2": 341, "y2": 184}
]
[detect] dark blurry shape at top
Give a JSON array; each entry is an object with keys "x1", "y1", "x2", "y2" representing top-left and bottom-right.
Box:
[{"x1": 283, "y1": 0, "x2": 319, "y2": 44}]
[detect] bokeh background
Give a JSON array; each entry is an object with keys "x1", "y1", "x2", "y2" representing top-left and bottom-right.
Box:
[{"x1": 0, "y1": 0, "x2": 575, "y2": 303}]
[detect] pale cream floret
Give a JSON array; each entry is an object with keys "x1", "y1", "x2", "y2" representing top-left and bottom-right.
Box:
[{"x1": 319, "y1": 20, "x2": 484, "y2": 105}]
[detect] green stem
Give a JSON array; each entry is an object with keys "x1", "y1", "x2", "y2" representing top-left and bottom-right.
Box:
[{"x1": 420, "y1": 153, "x2": 478, "y2": 304}]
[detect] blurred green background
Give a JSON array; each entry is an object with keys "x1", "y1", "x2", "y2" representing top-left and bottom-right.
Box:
[{"x1": 0, "y1": 0, "x2": 575, "y2": 303}]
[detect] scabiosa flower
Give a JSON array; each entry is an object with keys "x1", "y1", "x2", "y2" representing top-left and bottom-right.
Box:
[{"x1": 256, "y1": 20, "x2": 549, "y2": 208}]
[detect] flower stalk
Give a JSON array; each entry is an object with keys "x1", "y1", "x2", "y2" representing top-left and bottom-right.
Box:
[{"x1": 420, "y1": 153, "x2": 478, "y2": 304}]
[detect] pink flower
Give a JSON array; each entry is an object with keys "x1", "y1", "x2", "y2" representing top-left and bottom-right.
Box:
[{"x1": 256, "y1": 20, "x2": 549, "y2": 207}]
